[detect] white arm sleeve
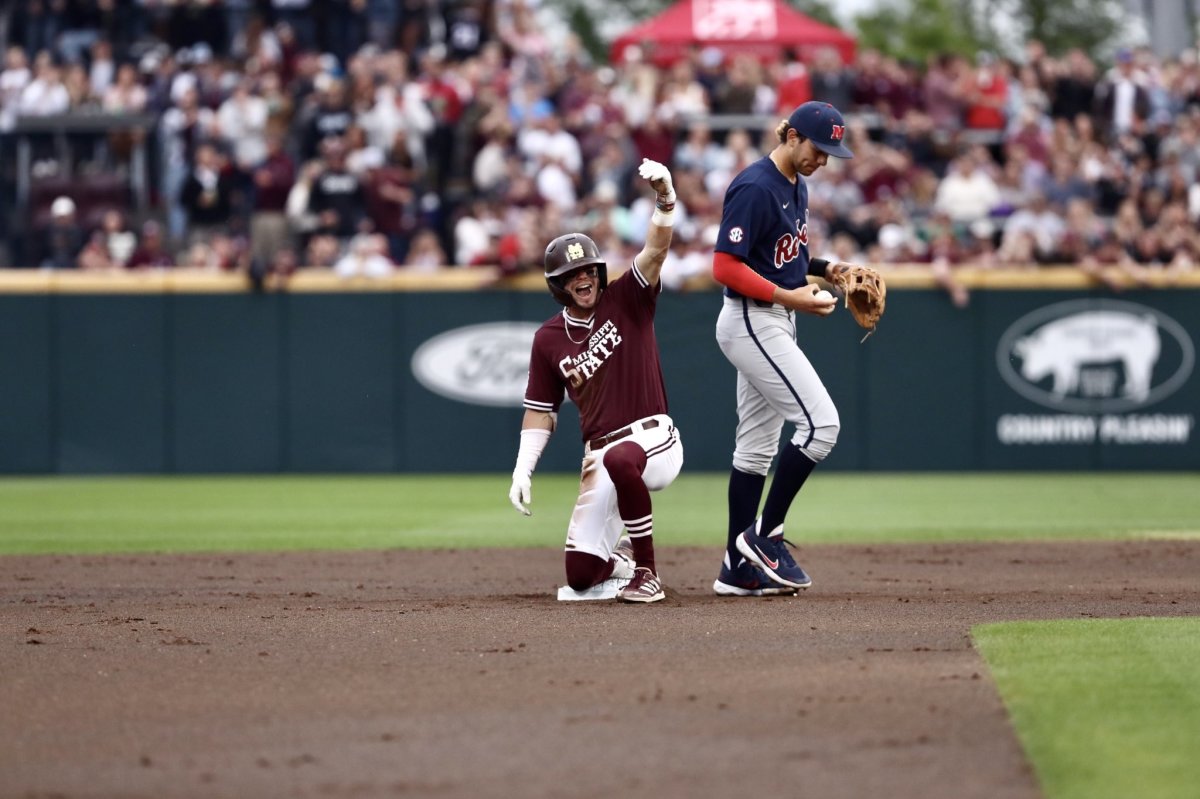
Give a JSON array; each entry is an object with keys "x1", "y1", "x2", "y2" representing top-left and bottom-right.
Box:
[{"x1": 513, "y1": 428, "x2": 551, "y2": 478}]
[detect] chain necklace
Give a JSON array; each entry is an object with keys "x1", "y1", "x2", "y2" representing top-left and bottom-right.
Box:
[{"x1": 563, "y1": 310, "x2": 593, "y2": 345}]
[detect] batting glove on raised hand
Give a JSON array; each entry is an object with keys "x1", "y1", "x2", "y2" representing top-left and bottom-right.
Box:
[
  {"x1": 508, "y1": 473, "x2": 532, "y2": 516},
  {"x1": 638, "y1": 158, "x2": 675, "y2": 201}
]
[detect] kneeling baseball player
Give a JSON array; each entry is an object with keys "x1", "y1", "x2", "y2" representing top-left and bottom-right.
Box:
[{"x1": 508, "y1": 159, "x2": 683, "y2": 604}]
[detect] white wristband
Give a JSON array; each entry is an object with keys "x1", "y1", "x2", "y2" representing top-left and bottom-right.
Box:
[
  {"x1": 651, "y1": 189, "x2": 676, "y2": 227},
  {"x1": 513, "y1": 428, "x2": 551, "y2": 478}
]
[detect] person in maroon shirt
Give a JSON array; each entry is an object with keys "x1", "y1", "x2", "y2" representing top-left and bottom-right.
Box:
[{"x1": 508, "y1": 159, "x2": 683, "y2": 604}]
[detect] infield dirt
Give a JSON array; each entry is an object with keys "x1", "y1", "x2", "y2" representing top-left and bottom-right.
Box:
[{"x1": 3, "y1": 540, "x2": 1198, "y2": 799}]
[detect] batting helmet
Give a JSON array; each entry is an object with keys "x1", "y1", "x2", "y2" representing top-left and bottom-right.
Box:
[
  {"x1": 543, "y1": 233, "x2": 608, "y2": 306},
  {"x1": 787, "y1": 101, "x2": 854, "y2": 159}
]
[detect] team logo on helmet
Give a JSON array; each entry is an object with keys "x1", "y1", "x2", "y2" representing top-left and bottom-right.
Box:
[
  {"x1": 567, "y1": 243, "x2": 585, "y2": 261},
  {"x1": 830, "y1": 124, "x2": 845, "y2": 141}
]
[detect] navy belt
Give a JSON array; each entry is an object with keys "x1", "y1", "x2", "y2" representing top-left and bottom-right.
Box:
[{"x1": 724, "y1": 288, "x2": 776, "y2": 308}]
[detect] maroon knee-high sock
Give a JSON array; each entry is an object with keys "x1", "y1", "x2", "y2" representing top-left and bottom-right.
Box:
[{"x1": 604, "y1": 442, "x2": 655, "y2": 574}]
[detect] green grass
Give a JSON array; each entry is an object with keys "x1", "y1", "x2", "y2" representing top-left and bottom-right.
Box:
[
  {"x1": 974, "y1": 618, "x2": 1200, "y2": 799},
  {"x1": 0, "y1": 472, "x2": 1197, "y2": 555}
]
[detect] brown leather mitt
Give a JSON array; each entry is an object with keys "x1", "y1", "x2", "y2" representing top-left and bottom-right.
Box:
[{"x1": 831, "y1": 263, "x2": 886, "y2": 341}]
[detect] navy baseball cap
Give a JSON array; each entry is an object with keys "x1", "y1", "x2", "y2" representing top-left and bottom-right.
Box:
[{"x1": 787, "y1": 101, "x2": 854, "y2": 159}]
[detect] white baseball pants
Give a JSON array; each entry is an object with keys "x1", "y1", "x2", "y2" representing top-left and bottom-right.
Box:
[
  {"x1": 564, "y1": 414, "x2": 683, "y2": 560},
  {"x1": 715, "y1": 296, "x2": 840, "y2": 474}
]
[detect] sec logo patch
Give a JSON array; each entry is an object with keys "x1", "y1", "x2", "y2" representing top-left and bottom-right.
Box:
[{"x1": 728, "y1": 227, "x2": 744, "y2": 243}]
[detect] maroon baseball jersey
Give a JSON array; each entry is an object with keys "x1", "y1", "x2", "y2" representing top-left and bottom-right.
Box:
[{"x1": 524, "y1": 260, "x2": 668, "y2": 443}]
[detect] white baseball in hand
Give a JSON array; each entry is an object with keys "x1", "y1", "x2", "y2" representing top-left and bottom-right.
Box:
[{"x1": 814, "y1": 289, "x2": 834, "y2": 301}]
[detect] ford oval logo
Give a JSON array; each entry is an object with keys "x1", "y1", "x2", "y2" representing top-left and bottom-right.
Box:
[
  {"x1": 411, "y1": 322, "x2": 540, "y2": 407},
  {"x1": 996, "y1": 299, "x2": 1195, "y2": 413}
]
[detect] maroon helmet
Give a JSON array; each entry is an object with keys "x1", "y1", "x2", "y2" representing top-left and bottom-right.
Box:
[{"x1": 543, "y1": 233, "x2": 608, "y2": 306}]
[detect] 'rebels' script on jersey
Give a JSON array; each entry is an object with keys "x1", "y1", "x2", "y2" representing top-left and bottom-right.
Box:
[
  {"x1": 773, "y1": 214, "x2": 810, "y2": 269},
  {"x1": 524, "y1": 263, "x2": 669, "y2": 443}
]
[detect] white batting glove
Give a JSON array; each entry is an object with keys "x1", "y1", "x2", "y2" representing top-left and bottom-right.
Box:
[
  {"x1": 508, "y1": 473, "x2": 532, "y2": 516},
  {"x1": 638, "y1": 157, "x2": 675, "y2": 201}
]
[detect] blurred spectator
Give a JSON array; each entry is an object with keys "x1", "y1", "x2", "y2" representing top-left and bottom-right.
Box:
[
  {"x1": 305, "y1": 233, "x2": 341, "y2": 268},
  {"x1": 217, "y1": 78, "x2": 271, "y2": 171},
  {"x1": 63, "y1": 63, "x2": 96, "y2": 110},
  {"x1": 674, "y1": 123, "x2": 727, "y2": 174},
  {"x1": 126, "y1": 221, "x2": 176, "y2": 269},
  {"x1": 272, "y1": 0, "x2": 317, "y2": 52},
  {"x1": 1095, "y1": 49, "x2": 1152, "y2": 140},
  {"x1": 360, "y1": 52, "x2": 435, "y2": 169},
  {"x1": 366, "y1": 135, "x2": 421, "y2": 261},
  {"x1": 810, "y1": 47, "x2": 854, "y2": 110},
  {"x1": 712, "y1": 54, "x2": 761, "y2": 114},
  {"x1": 961, "y1": 52, "x2": 1008, "y2": 132},
  {"x1": 934, "y1": 153, "x2": 1001, "y2": 225},
  {"x1": 344, "y1": 124, "x2": 384, "y2": 174},
  {"x1": 180, "y1": 142, "x2": 238, "y2": 247},
  {"x1": 19, "y1": 52, "x2": 70, "y2": 116},
  {"x1": 774, "y1": 50, "x2": 812, "y2": 112},
  {"x1": 78, "y1": 229, "x2": 115, "y2": 271},
  {"x1": 1049, "y1": 49, "x2": 1098, "y2": 121},
  {"x1": 921, "y1": 53, "x2": 963, "y2": 135},
  {"x1": 160, "y1": 86, "x2": 217, "y2": 242},
  {"x1": 518, "y1": 107, "x2": 582, "y2": 211},
  {"x1": 89, "y1": 39, "x2": 116, "y2": 100},
  {"x1": 335, "y1": 232, "x2": 394, "y2": 278},
  {"x1": 307, "y1": 137, "x2": 368, "y2": 241},
  {"x1": 1002, "y1": 192, "x2": 1065, "y2": 262},
  {"x1": 300, "y1": 76, "x2": 354, "y2": 160},
  {"x1": 1040, "y1": 152, "x2": 1095, "y2": 206},
  {"x1": 100, "y1": 209, "x2": 137, "y2": 268},
  {"x1": 102, "y1": 62, "x2": 148, "y2": 113},
  {"x1": 0, "y1": 46, "x2": 32, "y2": 133},
  {"x1": 472, "y1": 127, "x2": 516, "y2": 195},
  {"x1": 38, "y1": 197, "x2": 85, "y2": 270},
  {"x1": 403, "y1": 228, "x2": 449, "y2": 271},
  {"x1": 249, "y1": 132, "x2": 297, "y2": 268}
]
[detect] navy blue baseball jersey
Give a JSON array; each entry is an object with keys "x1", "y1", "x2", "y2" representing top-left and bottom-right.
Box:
[{"x1": 715, "y1": 156, "x2": 813, "y2": 291}]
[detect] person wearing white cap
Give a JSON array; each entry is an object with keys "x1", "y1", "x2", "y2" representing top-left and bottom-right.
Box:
[{"x1": 38, "y1": 196, "x2": 85, "y2": 270}]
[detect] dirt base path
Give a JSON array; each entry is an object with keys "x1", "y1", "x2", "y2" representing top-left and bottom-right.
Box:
[{"x1": 3, "y1": 540, "x2": 1198, "y2": 799}]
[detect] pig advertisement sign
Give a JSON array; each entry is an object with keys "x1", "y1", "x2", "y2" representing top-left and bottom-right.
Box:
[{"x1": 994, "y1": 299, "x2": 1195, "y2": 455}]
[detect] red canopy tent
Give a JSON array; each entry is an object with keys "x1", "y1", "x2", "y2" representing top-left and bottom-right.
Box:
[{"x1": 610, "y1": 0, "x2": 857, "y2": 66}]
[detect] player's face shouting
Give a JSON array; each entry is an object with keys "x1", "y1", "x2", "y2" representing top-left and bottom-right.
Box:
[
  {"x1": 794, "y1": 138, "x2": 829, "y2": 176},
  {"x1": 565, "y1": 265, "x2": 600, "y2": 310}
]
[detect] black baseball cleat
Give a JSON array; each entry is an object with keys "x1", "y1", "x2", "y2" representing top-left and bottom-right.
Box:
[{"x1": 736, "y1": 525, "x2": 812, "y2": 589}]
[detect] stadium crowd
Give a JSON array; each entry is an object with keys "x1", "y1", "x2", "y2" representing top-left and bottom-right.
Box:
[{"x1": 2, "y1": 0, "x2": 1199, "y2": 302}]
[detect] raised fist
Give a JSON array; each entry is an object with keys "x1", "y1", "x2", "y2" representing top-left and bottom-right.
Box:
[{"x1": 638, "y1": 158, "x2": 675, "y2": 200}]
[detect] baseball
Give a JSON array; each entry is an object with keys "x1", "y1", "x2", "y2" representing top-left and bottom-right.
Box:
[{"x1": 814, "y1": 289, "x2": 834, "y2": 301}]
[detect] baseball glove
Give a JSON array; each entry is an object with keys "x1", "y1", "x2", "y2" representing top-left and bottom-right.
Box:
[{"x1": 830, "y1": 263, "x2": 886, "y2": 342}]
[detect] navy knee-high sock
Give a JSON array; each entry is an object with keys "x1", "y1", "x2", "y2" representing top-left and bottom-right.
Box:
[
  {"x1": 759, "y1": 444, "x2": 817, "y2": 537},
  {"x1": 727, "y1": 467, "x2": 765, "y2": 565}
]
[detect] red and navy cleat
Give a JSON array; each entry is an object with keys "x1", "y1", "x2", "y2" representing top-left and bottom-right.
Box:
[
  {"x1": 736, "y1": 525, "x2": 812, "y2": 589},
  {"x1": 713, "y1": 555, "x2": 799, "y2": 597}
]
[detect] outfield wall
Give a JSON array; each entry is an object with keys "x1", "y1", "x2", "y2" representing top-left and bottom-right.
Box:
[{"x1": 1, "y1": 269, "x2": 1196, "y2": 473}]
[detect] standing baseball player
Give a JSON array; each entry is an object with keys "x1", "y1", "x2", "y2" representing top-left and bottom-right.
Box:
[
  {"x1": 711, "y1": 101, "x2": 858, "y2": 596},
  {"x1": 508, "y1": 158, "x2": 683, "y2": 604}
]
